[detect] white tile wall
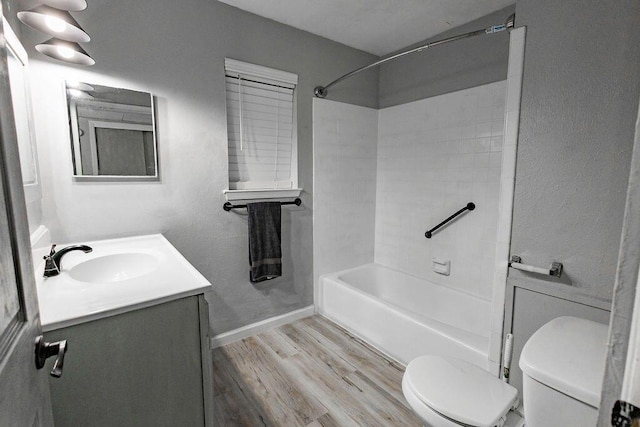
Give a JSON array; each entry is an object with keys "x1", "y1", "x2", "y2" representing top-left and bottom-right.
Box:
[
  {"x1": 375, "y1": 81, "x2": 507, "y2": 300},
  {"x1": 312, "y1": 99, "x2": 378, "y2": 302}
]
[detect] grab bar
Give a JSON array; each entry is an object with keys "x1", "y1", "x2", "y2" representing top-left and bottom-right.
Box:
[
  {"x1": 508, "y1": 255, "x2": 563, "y2": 277},
  {"x1": 223, "y1": 198, "x2": 302, "y2": 211},
  {"x1": 425, "y1": 202, "x2": 475, "y2": 239}
]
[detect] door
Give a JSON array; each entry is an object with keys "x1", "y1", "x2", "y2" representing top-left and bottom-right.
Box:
[
  {"x1": 0, "y1": 11, "x2": 55, "y2": 427},
  {"x1": 598, "y1": 99, "x2": 640, "y2": 424}
]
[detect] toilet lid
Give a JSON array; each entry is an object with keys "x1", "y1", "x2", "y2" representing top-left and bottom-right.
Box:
[{"x1": 404, "y1": 355, "x2": 518, "y2": 427}]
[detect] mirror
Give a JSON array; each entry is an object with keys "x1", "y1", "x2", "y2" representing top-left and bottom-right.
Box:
[
  {"x1": 4, "y1": 18, "x2": 41, "y2": 203},
  {"x1": 65, "y1": 81, "x2": 158, "y2": 179}
]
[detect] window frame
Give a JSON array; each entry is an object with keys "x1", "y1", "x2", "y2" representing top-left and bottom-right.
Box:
[{"x1": 223, "y1": 58, "x2": 302, "y2": 201}]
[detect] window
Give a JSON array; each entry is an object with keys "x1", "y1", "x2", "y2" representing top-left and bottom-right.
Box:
[{"x1": 224, "y1": 59, "x2": 299, "y2": 197}]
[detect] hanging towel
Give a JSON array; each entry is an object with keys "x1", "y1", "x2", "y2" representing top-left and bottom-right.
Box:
[{"x1": 247, "y1": 202, "x2": 282, "y2": 283}]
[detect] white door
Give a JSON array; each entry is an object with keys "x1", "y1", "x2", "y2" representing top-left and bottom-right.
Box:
[{"x1": 0, "y1": 13, "x2": 55, "y2": 427}]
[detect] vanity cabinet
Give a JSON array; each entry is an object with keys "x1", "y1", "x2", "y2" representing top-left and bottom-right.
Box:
[{"x1": 43, "y1": 295, "x2": 213, "y2": 427}]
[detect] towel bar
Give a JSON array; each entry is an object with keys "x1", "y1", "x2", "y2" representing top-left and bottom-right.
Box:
[
  {"x1": 223, "y1": 198, "x2": 302, "y2": 211},
  {"x1": 508, "y1": 255, "x2": 563, "y2": 277}
]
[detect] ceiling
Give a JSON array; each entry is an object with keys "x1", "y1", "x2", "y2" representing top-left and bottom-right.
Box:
[{"x1": 217, "y1": 0, "x2": 514, "y2": 56}]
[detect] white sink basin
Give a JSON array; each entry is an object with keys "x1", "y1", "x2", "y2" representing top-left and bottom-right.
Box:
[
  {"x1": 69, "y1": 253, "x2": 159, "y2": 283},
  {"x1": 36, "y1": 234, "x2": 212, "y2": 331}
]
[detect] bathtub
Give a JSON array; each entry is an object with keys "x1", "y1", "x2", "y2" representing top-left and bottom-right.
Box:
[{"x1": 319, "y1": 263, "x2": 491, "y2": 368}]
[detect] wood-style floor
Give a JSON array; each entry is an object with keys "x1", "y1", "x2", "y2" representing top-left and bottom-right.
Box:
[{"x1": 212, "y1": 315, "x2": 422, "y2": 426}]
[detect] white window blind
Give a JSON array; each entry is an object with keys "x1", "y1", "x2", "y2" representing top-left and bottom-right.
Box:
[{"x1": 225, "y1": 59, "x2": 298, "y2": 190}]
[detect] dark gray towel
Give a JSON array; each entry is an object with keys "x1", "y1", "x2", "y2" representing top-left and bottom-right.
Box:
[{"x1": 247, "y1": 202, "x2": 282, "y2": 283}]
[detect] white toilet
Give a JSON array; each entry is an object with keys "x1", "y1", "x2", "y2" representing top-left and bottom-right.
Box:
[{"x1": 402, "y1": 316, "x2": 608, "y2": 427}]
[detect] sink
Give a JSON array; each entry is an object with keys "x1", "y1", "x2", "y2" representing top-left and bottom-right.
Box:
[
  {"x1": 36, "y1": 234, "x2": 212, "y2": 331},
  {"x1": 69, "y1": 253, "x2": 159, "y2": 283}
]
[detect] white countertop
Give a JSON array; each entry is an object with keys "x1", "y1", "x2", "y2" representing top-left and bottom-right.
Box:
[{"x1": 35, "y1": 234, "x2": 212, "y2": 332}]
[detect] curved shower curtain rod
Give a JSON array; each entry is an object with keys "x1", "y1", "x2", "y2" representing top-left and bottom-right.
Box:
[{"x1": 314, "y1": 13, "x2": 515, "y2": 98}]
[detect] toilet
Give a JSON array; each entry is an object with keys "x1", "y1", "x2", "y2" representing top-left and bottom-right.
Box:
[
  {"x1": 402, "y1": 316, "x2": 608, "y2": 427},
  {"x1": 402, "y1": 355, "x2": 519, "y2": 427},
  {"x1": 519, "y1": 316, "x2": 608, "y2": 426}
]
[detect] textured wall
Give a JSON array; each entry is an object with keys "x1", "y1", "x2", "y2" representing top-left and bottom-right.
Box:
[
  {"x1": 18, "y1": 0, "x2": 378, "y2": 335},
  {"x1": 505, "y1": 0, "x2": 640, "y2": 399},
  {"x1": 1, "y1": 0, "x2": 20, "y2": 34},
  {"x1": 312, "y1": 99, "x2": 378, "y2": 296},
  {"x1": 375, "y1": 82, "x2": 505, "y2": 299},
  {"x1": 510, "y1": 0, "x2": 640, "y2": 301},
  {"x1": 1, "y1": 1, "x2": 42, "y2": 232},
  {"x1": 378, "y1": 5, "x2": 514, "y2": 109}
]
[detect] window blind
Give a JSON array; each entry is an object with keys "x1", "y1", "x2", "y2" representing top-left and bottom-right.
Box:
[{"x1": 225, "y1": 63, "x2": 297, "y2": 190}]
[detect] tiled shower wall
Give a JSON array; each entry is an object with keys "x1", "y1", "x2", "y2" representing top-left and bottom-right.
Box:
[
  {"x1": 312, "y1": 99, "x2": 378, "y2": 292},
  {"x1": 375, "y1": 81, "x2": 506, "y2": 299}
]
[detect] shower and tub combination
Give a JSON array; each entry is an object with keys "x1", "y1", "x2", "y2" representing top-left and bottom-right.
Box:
[
  {"x1": 312, "y1": 13, "x2": 527, "y2": 422},
  {"x1": 311, "y1": 16, "x2": 610, "y2": 426}
]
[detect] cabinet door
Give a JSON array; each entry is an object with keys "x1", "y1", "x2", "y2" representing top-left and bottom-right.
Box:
[{"x1": 45, "y1": 297, "x2": 206, "y2": 427}]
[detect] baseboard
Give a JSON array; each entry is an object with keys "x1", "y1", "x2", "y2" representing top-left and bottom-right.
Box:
[{"x1": 210, "y1": 305, "x2": 315, "y2": 348}]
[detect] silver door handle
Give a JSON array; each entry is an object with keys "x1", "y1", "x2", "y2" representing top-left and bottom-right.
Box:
[{"x1": 35, "y1": 335, "x2": 68, "y2": 378}]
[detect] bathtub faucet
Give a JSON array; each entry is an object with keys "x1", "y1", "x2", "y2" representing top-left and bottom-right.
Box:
[{"x1": 44, "y1": 244, "x2": 93, "y2": 277}]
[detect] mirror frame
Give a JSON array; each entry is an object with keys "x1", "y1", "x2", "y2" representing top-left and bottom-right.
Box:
[{"x1": 65, "y1": 81, "x2": 159, "y2": 182}]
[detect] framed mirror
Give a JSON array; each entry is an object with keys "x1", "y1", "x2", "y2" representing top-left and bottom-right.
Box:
[
  {"x1": 4, "y1": 18, "x2": 41, "y2": 203},
  {"x1": 65, "y1": 81, "x2": 158, "y2": 180}
]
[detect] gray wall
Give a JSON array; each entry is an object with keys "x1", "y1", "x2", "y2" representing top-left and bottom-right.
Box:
[
  {"x1": 511, "y1": 0, "x2": 640, "y2": 302},
  {"x1": 1, "y1": 0, "x2": 43, "y2": 232},
  {"x1": 506, "y1": 0, "x2": 640, "y2": 397},
  {"x1": 17, "y1": 0, "x2": 378, "y2": 335},
  {"x1": 378, "y1": 5, "x2": 515, "y2": 108},
  {"x1": 2, "y1": 0, "x2": 20, "y2": 33}
]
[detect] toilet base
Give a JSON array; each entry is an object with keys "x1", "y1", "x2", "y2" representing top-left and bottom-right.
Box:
[{"x1": 503, "y1": 410, "x2": 525, "y2": 427}]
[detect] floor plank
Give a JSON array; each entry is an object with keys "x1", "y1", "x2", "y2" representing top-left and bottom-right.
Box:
[
  {"x1": 278, "y1": 322, "x2": 356, "y2": 378},
  {"x1": 298, "y1": 316, "x2": 409, "y2": 408},
  {"x1": 213, "y1": 353, "x2": 272, "y2": 426},
  {"x1": 259, "y1": 328, "x2": 299, "y2": 359},
  {"x1": 212, "y1": 315, "x2": 421, "y2": 426},
  {"x1": 217, "y1": 337, "x2": 328, "y2": 426}
]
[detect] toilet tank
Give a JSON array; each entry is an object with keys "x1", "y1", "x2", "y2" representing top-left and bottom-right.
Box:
[{"x1": 519, "y1": 316, "x2": 608, "y2": 427}]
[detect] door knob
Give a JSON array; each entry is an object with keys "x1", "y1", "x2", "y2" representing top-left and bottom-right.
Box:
[{"x1": 35, "y1": 335, "x2": 67, "y2": 378}]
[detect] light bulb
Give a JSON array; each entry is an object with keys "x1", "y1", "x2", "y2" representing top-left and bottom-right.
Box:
[
  {"x1": 45, "y1": 15, "x2": 66, "y2": 32},
  {"x1": 57, "y1": 45, "x2": 75, "y2": 59}
]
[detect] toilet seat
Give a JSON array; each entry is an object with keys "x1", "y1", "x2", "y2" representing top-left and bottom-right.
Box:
[{"x1": 403, "y1": 355, "x2": 518, "y2": 427}]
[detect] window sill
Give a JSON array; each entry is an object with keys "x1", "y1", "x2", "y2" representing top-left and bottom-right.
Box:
[{"x1": 223, "y1": 188, "x2": 303, "y2": 202}]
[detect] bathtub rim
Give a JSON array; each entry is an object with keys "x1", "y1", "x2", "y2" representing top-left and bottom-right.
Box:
[
  {"x1": 324, "y1": 261, "x2": 493, "y2": 304},
  {"x1": 318, "y1": 262, "x2": 491, "y2": 362}
]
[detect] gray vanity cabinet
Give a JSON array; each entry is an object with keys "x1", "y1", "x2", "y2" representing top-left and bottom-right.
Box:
[{"x1": 43, "y1": 295, "x2": 213, "y2": 427}]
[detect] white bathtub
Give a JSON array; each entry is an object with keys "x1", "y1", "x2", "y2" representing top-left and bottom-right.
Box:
[{"x1": 319, "y1": 263, "x2": 491, "y2": 368}]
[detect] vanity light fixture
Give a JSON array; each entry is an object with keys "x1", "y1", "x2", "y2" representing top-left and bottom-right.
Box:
[
  {"x1": 18, "y1": 5, "x2": 90, "y2": 43},
  {"x1": 41, "y1": 0, "x2": 88, "y2": 12},
  {"x1": 35, "y1": 38, "x2": 95, "y2": 66}
]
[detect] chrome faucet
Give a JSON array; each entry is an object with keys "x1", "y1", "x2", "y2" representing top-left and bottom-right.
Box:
[{"x1": 43, "y1": 244, "x2": 93, "y2": 277}]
